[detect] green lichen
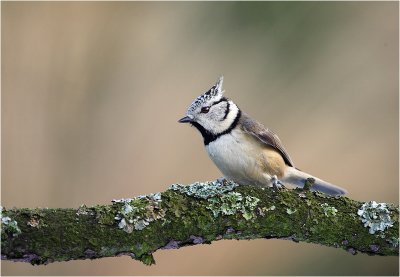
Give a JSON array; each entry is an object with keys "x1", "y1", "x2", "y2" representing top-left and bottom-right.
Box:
[
  {"x1": 206, "y1": 191, "x2": 260, "y2": 220},
  {"x1": 386, "y1": 237, "x2": 399, "y2": 248},
  {"x1": 1, "y1": 206, "x2": 21, "y2": 237},
  {"x1": 357, "y1": 201, "x2": 394, "y2": 235},
  {"x1": 1, "y1": 215, "x2": 21, "y2": 237},
  {"x1": 164, "y1": 192, "x2": 188, "y2": 218},
  {"x1": 113, "y1": 193, "x2": 166, "y2": 233},
  {"x1": 76, "y1": 204, "x2": 94, "y2": 216},
  {"x1": 242, "y1": 196, "x2": 261, "y2": 220},
  {"x1": 258, "y1": 205, "x2": 276, "y2": 216},
  {"x1": 169, "y1": 180, "x2": 239, "y2": 199},
  {"x1": 321, "y1": 203, "x2": 338, "y2": 217},
  {"x1": 96, "y1": 205, "x2": 116, "y2": 225},
  {"x1": 286, "y1": 208, "x2": 297, "y2": 215}
]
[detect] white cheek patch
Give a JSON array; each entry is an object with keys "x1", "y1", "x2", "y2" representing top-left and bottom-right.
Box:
[
  {"x1": 224, "y1": 103, "x2": 239, "y2": 126},
  {"x1": 207, "y1": 101, "x2": 239, "y2": 134}
]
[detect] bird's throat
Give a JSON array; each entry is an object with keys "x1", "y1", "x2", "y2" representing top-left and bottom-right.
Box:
[{"x1": 191, "y1": 109, "x2": 242, "y2": 145}]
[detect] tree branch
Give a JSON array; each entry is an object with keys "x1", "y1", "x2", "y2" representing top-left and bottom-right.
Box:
[{"x1": 1, "y1": 180, "x2": 398, "y2": 265}]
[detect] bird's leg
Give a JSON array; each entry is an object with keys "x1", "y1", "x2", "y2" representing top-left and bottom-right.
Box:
[
  {"x1": 216, "y1": 176, "x2": 227, "y2": 184},
  {"x1": 271, "y1": 175, "x2": 284, "y2": 189}
]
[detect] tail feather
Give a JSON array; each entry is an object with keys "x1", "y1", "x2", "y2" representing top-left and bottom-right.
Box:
[{"x1": 282, "y1": 167, "x2": 347, "y2": 196}]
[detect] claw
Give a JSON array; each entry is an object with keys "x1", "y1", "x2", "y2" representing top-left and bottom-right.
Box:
[
  {"x1": 271, "y1": 175, "x2": 284, "y2": 189},
  {"x1": 216, "y1": 177, "x2": 227, "y2": 184}
]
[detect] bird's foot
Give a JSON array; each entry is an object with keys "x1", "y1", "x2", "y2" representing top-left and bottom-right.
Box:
[
  {"x1": 216, "y1": 177, "x2": 227, "y2": 184},
  {"x1": 271, "y1": 175, "x2": 284, "y2": 190}
]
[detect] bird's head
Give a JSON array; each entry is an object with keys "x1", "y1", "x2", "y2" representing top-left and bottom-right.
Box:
[{"x1": 178, "y1": 77, "x2": 240, "y2": 144}]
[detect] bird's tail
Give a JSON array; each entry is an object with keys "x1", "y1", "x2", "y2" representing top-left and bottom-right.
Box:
[{"x1": 282, "y1": 167, "x2": 347, "y2": 196}]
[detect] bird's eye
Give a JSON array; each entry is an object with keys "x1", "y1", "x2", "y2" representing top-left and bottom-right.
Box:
[{"x1": 200, "y1": 106, "x2": 210, "y2": 113}]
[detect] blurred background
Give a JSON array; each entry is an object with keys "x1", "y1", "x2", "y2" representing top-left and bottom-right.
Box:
[{"x1": 1, "y1": 1, "x2": 398, "y2": 275}]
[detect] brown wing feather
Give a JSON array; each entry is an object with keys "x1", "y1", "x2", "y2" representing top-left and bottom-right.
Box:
[{"x1": 241, "y1": 114, "x2": 294, "y2": 167}]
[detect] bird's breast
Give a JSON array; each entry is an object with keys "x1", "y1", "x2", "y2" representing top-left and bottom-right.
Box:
[{"x1": 205, "y1": 129, "x2": 265, "y2": 185}]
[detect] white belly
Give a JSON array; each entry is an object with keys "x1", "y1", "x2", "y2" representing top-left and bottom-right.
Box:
[{"x1": 205, "y1": 129, "x2": 269, "y2": 186}]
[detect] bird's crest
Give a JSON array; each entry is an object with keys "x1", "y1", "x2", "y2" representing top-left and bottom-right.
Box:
[{"x1": 187, "y1": 76, "x2": 224, "y2": 114}]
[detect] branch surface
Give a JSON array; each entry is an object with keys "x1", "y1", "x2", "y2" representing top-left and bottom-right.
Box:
[{"x1": 1, "y1": 180, "x2": 399, "y2": 265}]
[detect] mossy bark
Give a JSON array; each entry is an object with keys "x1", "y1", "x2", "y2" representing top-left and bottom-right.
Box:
[{"x1": 1, "y1": 183, "x2": 399, "y2": 266}]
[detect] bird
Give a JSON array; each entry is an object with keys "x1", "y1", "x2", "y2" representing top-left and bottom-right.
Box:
[{"x1": 178, "y1": 76, "x2": 347, "y2": 196}]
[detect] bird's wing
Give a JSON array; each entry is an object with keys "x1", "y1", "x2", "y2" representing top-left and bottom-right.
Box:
[{"x1": 241, "y1": 114, "x2": 294, "y2": 167}]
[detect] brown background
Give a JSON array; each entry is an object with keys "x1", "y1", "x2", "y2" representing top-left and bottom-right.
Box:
[{"x1": 2, "y1": 1, "x2": 399, "y2": 275}]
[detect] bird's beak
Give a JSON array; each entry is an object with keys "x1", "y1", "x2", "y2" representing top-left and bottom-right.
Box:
[{"x1": 178, "y1": 116, "x2": 193, "y2": 123}]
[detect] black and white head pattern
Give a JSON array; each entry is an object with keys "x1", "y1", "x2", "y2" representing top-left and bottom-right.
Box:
[{"x1": 185, "y1": 77, "x2": 241, "y2": 144}]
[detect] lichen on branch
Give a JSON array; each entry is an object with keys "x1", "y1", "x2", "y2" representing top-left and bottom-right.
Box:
[{"x1": 1, "y1": 180, "x2": 399, "y2": 266}]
